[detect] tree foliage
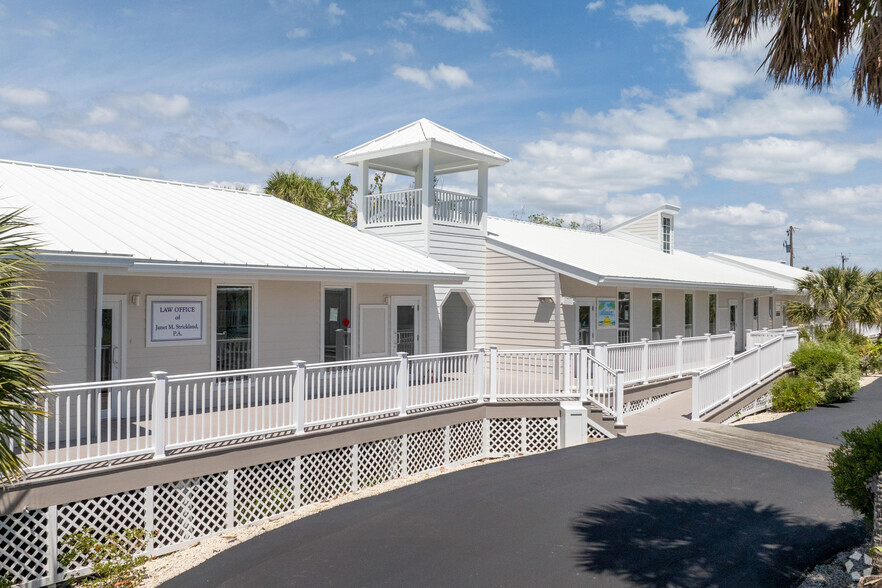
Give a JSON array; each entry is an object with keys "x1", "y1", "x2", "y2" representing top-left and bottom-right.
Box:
[
  {"x1": 522, "y1": 212, "x2": 602, "y2": 231},
  {"x1": 707, "y1": 0, "x2": 882, "y2": 110},
  {"x1": 0, "y1": 208, "x2": 48, "y2": 485},
  {"x1": 265, "y1": 171, "x2": 357, "y2": 225},
  {"x1": 786, "y1": 266, "x2": 882, "y2": 330}
]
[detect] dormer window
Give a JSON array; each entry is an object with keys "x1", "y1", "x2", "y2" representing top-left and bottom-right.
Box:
[{"x1": 661, "y1": 214, "x2": 673, "y2": 253}]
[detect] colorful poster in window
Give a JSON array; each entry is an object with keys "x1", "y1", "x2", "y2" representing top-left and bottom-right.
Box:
[{"x1": 597, "y1": 299, "x2": 617, "y2": 328}]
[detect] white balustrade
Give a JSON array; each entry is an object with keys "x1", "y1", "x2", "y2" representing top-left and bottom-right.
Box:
[
  {"x1": 692, "y1": 333, "x2": 800, "y2": 420},
  {"x1": 363, "y1": 189, "x2": 423, "y2": 226},
  {"x1": 26, "y1": 378, "x2": 156, "y2": 471},
  {"x1": 432, "y1": 190, "x2": 480, "y2": 226},
  {"x1": 19, "y1": 332, "x2": 749, "y2": 473}
]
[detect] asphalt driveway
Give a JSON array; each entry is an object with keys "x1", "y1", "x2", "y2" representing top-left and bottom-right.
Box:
[
  {"x1": 742, "y1": 376, "x2": 882, "y2": 445},
  {"x1": 165, "y1": 429, "x2": 864, "y2": 587}
]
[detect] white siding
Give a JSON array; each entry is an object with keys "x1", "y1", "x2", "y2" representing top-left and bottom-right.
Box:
[
  {"x1": 428, "y1": 227, "x2": 486, "y2": 351},
  {"x1": 620, "y1": 214, "x2": 659, "y2": 244},
  {"x1": 21, "y1": 271, "x2": 92, "y2": 385},
  {"x1": 363, "y1": 225, "x2": 427, "y2": 253},
  {"x1": 485, "y1": 249, "x2": 557, "y2": 349}
]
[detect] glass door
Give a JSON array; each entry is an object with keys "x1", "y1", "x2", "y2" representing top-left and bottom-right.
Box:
[
  {"x1": 217, "y1": 286, "x2": 252, "y2": 371},
  {"x1": 324, "y1": 287, "x2": 351, "y2": 362},
  {"x1": 99, "y1": 297, "x2": 124, "y2": 419},
  {"x1": 391, "y1": 297, "x2": 421, "y2": 355},
  {"x1": 578, "y1": 305, "x2": 592, "y2": 345}
]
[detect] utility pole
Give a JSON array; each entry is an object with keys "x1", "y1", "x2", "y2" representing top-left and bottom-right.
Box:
[
  {"x1": 841, "y1": 253, "x2": 849, "y2": 269},
  {"x1": 783, "y1": 226, "x2": 796, "y2": 266}
]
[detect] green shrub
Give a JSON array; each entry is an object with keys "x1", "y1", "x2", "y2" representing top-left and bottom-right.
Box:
[
  {"x1": 790, "y1": 340, "x2": 862, "y2": 402},
  {"x1": 58, "y1": 527, "x2": 154, "y2": 588},
  {"x1": 829, "y1": 420, "x2": 882, "y2": 520},
  {"x1": 771, "y1": 375, "x2": 823, "y2": 412},
  {"x1": 857, "y1": 339, "x2": 882, "y2": 374}
]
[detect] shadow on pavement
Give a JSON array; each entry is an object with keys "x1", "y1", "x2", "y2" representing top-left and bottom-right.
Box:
[{"x1": 572, "y1": 497, "x2": 865, "y2": 587}]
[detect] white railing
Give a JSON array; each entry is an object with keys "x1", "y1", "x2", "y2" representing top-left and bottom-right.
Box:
[
  {"x1": 26, "y1": 378, "x2": 156, "y2": 471},
  {"x1": 433, "y1": 190, "x2": 480, "y2": 226},
  {"x1": 364, "y1": 189, "x2": 422, "y2": 226},
  {"x1": 21, "y1": 333, "x2": 742, "y2": 472},
  {"x1": 692, "y1": 332, "x2": 799, "y2": 420},
  {"x1": 747, "y1": 327, "x2": 797, "y2": 348},
  {"x1": 597, "y1": 332, "x2": 736, "y2": 387},
  {"x1": 165, "y1": 365, "x2": 298, "y2": 451}
]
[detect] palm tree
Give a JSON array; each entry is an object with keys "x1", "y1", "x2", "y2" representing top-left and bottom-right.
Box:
[
  {"x1": 707, "y1": 1, "x2": 882, "y2": 110},
  {"x1": 785, "y1": 266, "x2": 881, "y2": 331},
  {"x1": 265, "y1": 171, "x2": 357, "y2": 225},
  {"x1": 0, "y1": 208, "x2": 48, "y2": 484}
]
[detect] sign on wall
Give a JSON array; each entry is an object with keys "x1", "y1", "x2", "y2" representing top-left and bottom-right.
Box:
[
  {"x1": 146, "y1": 296, "x2": 207, "y2": 346},
  {"x1": 775, "y1": 301, "x2": 782, "y2": 317},
  {"x1": 597, "y1": 299, "x2": 617, "y2": 328}
]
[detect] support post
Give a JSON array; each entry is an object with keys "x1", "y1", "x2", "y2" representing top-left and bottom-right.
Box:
[
  {"x1": 578, "y1": 346, "x2": 588, "y2": 402},
  {"x1": 746, "y1": 329, "x2": 753, "y2": 348},
  {"x1": 756, "y1": 346, "x2": 762, "y2": 385},
  {"x1": 151, "y1": 371, "x2": 167, "y2": 458},
  {"x1": 563, "y1": 343, "x2": 572, "y2": 395},
  {"x1": 726, "y1": 355, "x2": 735, "y2": 402},
  {"x1": 489, "y1": 346, "x2": 498, "y2": 402},
  {"x1": 704, "y1": 333, "x2": 712, "y2": 367},
  {"x1": 675, "y1": 335, "x2": 683, "y2": 377},
  {"x1": 474, "y1": 348, "x2": 485, "y2": 401},
  {"x1": 397, "y1": 352, "x2": 409, "y2": 416},
  {"x1": 729, "y1": 331, "x2": 736, "y2": 356},
  {"x1": 615, "y1": 370, "x2": 625, "y2": 428},
  {"x1": 641, "y1": 338, "x2": 649, "y2": 384},
  {"x1": 592, "y1": 341, "x2": 609, "y2": 367},
  {"x1": 691, "y1": 371, "x2": 701, "y2": 421},
  {"x1": 293, "y1": 361, "x2": 306, "y2": 434}
]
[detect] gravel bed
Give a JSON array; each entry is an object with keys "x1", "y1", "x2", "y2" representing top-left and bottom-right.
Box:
[
  {"x1": 798, "y1": 542, "x2": 878, "y2": 587},
  {"x1": 138, "y1": 455, "x2": 518, "y2": 586}
]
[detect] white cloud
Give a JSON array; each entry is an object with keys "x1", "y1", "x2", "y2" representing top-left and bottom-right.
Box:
[
  {"x1": 586, "y1": 1, "x2": 604, "y2": 11},
  {"x1": 237, "y1": 111, "x2": 289, "y2": 133},
  {"x1": 394, "y1": 63, "x2": 473, "y2": 89},
  {"x1": 390, "y1": 40, "x2": 414, "y2": 58},
  {"x1": 494, "y1": 48, "x2": 556, "y2": 72},
  {"x1": 800, "y1": 219, "x2": 846, "y2": 234},
  {"x1": 394, "y1": 65, "x2": 434, "y2": 89},
  {"x1": 286, "y1": 28, "x2": 309, "y2": 39},
  {"x1": 0, "y1": 116, "x2": 41, "y2": 136},
  {"x1": 406, "y1": 0, "x2": 492, "y2": 33},
  {"x1": 289, "y1": 154, "x2": 350, "y2": 180},
  {"x1": 680, "y1": 202, "x2": 787, "y2": 228},
  {"x1": 110, "y1": 92, "x2": 191, "y2": 118},
  {"x1": 86, "y1": 106, "x2": 118, "y2": 126},
  {"x1": 173, "y1": 136, "x2": 269, "y2": 174},
  {"x1": 430, "y1": 63, "x2": 473, "y2": 88},
  {"x1": 0, "y1": 85, "x2": 50, "y2": 106},
  {"x1": 706, "y1": 137, "x2": 880, "y2": 183},
  {"x1": 208, "y1": 180, "x2": 264, "y2": 192},
  {"x1": 784, "y1": 183, "x2": 882, "y2": 223},
  {"x1": 339, "y1": 51, "x2": 357, "y2": 63},
  {"x1": 492, "y1": 137, "x2": 693, "y2": 213},
  {"x1": 45, "y1": 128, "x2": 156, "y2": 157},
  {"x1": 16, "y1": 18, "x2": 58, "y2": 37},
  {"x1": 604, "y1": 192, "x2": 679, "y2": 216},
  {"x1": 626, "y1": 4, "x2": 688, "y2": 27},
  {"x1": 327, "y1": 2, "x2": 345, "y2": 24}
]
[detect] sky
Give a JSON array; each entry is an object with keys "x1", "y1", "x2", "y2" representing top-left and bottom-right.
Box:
[{"x1": 1, "y1": 0, "x2": 880, "y2": 270}]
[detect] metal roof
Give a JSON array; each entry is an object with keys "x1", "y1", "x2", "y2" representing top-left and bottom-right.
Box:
[
  {"x1": 0, "y1": 160, "x2": 466, "y2": 282},
  {"x1": 336, "y1": 118, "x2": 510, "y2": 173},
  {"x1": 705, "y1": 253, "x2": 811, "y2": 290},
  {"x1": 487, "y1": 217, "x2": 797, "y2": 292}
]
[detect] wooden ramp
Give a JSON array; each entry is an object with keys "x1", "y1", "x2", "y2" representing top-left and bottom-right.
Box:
[{"x1": 663, "y1": 426, "x2": 836, "y2": 471}]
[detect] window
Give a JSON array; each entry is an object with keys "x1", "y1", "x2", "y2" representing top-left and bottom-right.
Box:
[
  {"x1": 217, "y1": 286, "x2": 252, "y2": 371},
  {"x1": 324, "y1": 287, "x2": 352, "y2": 362},
  {"x1": 684, "y1": 293, "x2": 693, "y2": 337},
  {"x1": 617, "y1": 291, "x2": 631, "y2": 343},
  {"x1": 708, "y1": 294, "x2": 717, "y2": 334},
  {"x1": 752, "y1": 297, "x2": 759, "y2": 330},
  {"x1": 768, "y1": 297, "x2": 774, "y2": 324},
  {"x1": 661, "y1": 215, "x2": 672, "y2": 254},
  {"x1": 651, "y1": 292, "x2": 663, "y2": 340}
]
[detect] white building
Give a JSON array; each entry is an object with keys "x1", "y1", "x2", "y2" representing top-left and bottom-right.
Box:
[{"x1": 2, "y1": 119, "x2": 807, "y2": 386}]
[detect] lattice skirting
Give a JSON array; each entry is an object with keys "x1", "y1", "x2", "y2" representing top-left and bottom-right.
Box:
[
  {"x1": 622, "y1": 391, "x2": 677, "y2": 415},
  {"x1": 1, "y1": 417, "x2": 562, "y2": 587},
  {"x1": 722, "y1": 392, "x2": 773, "y2": 424}
]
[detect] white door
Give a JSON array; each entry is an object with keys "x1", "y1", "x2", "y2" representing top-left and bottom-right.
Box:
[
  {"x1": 99, "y1": 296, "x2": 125, "y2": 418},
  {"x1": 391, "y1": 297, "x2": 421, "y2": 355},
  {"x1": 728, "y1": 299, "x2": 741, "y2": 351}
]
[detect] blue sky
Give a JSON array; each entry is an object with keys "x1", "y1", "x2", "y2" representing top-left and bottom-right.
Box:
[{"x1": 2, "y1": 1, "x2": 880, "y2": 269}]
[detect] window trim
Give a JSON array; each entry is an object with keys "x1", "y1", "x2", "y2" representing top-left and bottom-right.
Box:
[
  {"x1": 617, "y1": 289, "x2": 631, "y2": 343},
  {"x1": 651, "y1": 291, "x2": 664, "y2": 340},
  {"x1": 684, "y1": 291, "x2": 694, "y2": 338},
  {"x1": 660, "y1": 214, "x2": 673, "y2": 254},
  {"x1": 211, "y1": 279, "x2": 259, "y2": 371},
  {"x1": 321, "y1": 283, "x2": 358, "y2": 362}
]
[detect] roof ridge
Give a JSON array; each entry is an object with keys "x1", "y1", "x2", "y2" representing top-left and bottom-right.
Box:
[{"x1": 0, "y1": 158, "x2": 268, "y2": 197}]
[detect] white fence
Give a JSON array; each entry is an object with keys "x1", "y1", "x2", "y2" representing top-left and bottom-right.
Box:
[
  {"x1": 363, "y1": 189, "x2": 423, "y2": 225},
  {"x1": 691, "y1": 332, "x2": 799, "y2": 420},
  {"x1": 20, "y1": 333, "x2": 737, "y2": 474},
  {"x1": 747, "y1": 327, "x2": 798, "y2": 348},
  {"x1": 433, "y1": 190, "x2": 480, "y2": 226},
  {"x1": 598, "y1": 333, "x2": 735, "y2": 386}
]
